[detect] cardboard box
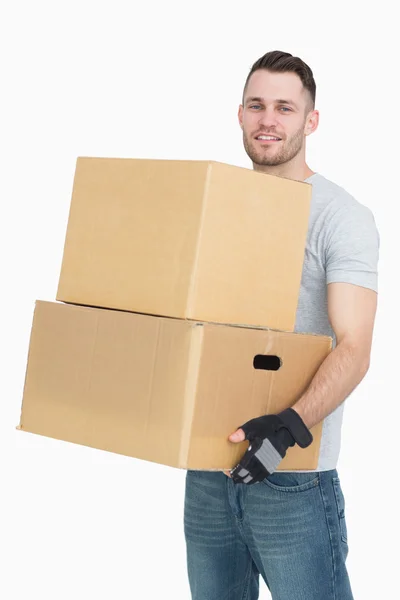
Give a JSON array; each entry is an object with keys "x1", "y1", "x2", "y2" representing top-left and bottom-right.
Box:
[
  {"x1": 18, "y1": 301, "x2": 332, "y2": 470},
  {"x1": 57, "y1": 158, "x2": 312, "y2": 331}
]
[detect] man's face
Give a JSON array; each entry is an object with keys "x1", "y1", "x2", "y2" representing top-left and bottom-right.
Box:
[{"x1": 239, "y1": 70, "x2": 316, "y2": 168}]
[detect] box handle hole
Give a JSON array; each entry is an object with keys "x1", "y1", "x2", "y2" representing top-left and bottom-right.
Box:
[{"x1": 253, "y1": 355, "x2": 282, "y2": 371}]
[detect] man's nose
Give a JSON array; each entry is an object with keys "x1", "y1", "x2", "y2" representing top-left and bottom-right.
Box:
[{"x1": 258, "y1": 108, "x2": 279, "y2": 128}]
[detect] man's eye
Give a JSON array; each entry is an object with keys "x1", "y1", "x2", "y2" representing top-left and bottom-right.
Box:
[
  {"x1": 249, "y1": 104, "x2": 261, "y2": 110},
  {"x1": 279, "y1": 106, "x2": 292, "y2": 112}
]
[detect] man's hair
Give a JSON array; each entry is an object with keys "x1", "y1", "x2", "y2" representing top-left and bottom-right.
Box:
[{"x1": 243, "y1": 50, "x2": 316, "y2": 108}]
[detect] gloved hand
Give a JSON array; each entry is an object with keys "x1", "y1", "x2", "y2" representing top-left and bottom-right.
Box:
[{"x1": 229, "y1": 408, "x2": 313, "y2": 485}]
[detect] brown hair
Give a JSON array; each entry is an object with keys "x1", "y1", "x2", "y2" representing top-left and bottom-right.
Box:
[{"x1": 243, "y1": 50, "x2": 316, "y2": 108}]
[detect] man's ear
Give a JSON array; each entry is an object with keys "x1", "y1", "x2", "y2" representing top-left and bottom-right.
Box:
[
  {"x1": 305, "y1": 109, "x2": 319, "y2": 136},
  {"x1": 238, "y1": 104, "x2": 244, "y2": 129}
]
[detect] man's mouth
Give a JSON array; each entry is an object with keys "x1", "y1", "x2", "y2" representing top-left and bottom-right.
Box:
[{"x1": 255, "y1": 135, "x2": 282, "y2": 142}]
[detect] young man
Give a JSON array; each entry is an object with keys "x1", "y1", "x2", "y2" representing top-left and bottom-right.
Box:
[{"x1": 184, "y1": 51, "x2": 379, "y2": 600}]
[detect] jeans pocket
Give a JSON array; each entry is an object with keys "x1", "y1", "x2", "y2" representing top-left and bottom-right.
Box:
[
  {"x1": 261, "y1": 471, "x2": 320, "y2": 492},
  {"x1": 332, "y1": 477, "x2": 348, "y2": 544}
]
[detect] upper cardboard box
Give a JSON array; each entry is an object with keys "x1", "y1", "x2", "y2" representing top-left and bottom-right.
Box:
[
  {"x1": 57, "y1": 158, "x2": 312, "y2": 330},
  {"x1": 18, "y1": 301, "x2": 331, "y2": 471}
]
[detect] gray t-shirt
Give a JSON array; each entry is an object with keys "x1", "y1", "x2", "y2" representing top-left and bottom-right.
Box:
[{"x1": 283, "y1": 172, "x2": 379, "y2": 472}]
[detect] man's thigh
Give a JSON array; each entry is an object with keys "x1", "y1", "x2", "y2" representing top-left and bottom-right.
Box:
[
  {"x1": 243, "y1": 469, "x2": 353, "y2": 600},
  {"x1": 184, "y1": 470, "x2": 260, "y2": 600}
]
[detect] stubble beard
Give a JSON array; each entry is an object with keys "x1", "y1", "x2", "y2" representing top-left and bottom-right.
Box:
[{"x1": 243, "y1": 124, "x2": 305, "y2": 167}]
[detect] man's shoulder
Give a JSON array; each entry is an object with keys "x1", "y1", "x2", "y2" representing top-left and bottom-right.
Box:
[
  {"x1": 308, "y1": 173, "x2": 357, "y2": 206},
  {"x1": 308, "y1": 173, "x2": 373, "y2": 221}
]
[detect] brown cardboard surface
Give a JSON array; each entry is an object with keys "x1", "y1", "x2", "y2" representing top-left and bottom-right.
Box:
[
  {"x1": 56, "y1": 158, "x2": 311, "y2": 331},
  {"x1": 18, "y1": 301, "x2": 332, "y2": 470}
]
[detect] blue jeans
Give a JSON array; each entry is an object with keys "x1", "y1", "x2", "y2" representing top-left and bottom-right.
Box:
[{"x1": 184, "y1": 469, "x2": 353, "y2": 600}]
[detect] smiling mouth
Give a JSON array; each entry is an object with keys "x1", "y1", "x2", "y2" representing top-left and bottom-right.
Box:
[{"x1": 255, "y1": 135, "x2": 282, "y2": 142}]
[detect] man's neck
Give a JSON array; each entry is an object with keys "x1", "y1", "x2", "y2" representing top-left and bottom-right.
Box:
[{"x1": 253, "y1": 162, "x2": 315, "y2": 182}]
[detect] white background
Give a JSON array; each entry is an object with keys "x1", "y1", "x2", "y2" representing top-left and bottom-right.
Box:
[{"x1": 1, "y1": 1, "x2": 398, "y2": 598}]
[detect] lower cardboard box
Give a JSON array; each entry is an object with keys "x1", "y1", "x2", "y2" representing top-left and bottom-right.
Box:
[{"x1": 18, "y1": 301, "x2": 332, "y2": 470}]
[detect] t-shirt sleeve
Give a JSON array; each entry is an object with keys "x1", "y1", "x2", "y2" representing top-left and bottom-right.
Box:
[{"x1": 325, "y1": 202, "x2": 380, "y2": 292}]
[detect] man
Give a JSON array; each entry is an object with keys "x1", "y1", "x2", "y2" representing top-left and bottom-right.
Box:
[{"x1": 184, "y1": 51, "x2": 379, "y2": 600}]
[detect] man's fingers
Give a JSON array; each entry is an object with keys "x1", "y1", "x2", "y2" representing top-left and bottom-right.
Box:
[{"x1": 228, "y1": 428, "x2": 246, "y2": 443}]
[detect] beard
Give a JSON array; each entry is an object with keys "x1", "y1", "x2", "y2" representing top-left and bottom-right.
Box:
[{"x1": 243, "y1": 123, "x2": 305, "y2": 167}]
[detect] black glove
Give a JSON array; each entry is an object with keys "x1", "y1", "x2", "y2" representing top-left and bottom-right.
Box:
[{"x1": 230, "y1": 408, "x2": 313, "y2": 485}]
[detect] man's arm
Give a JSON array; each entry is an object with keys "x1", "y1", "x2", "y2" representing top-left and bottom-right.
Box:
[
  {"x1": 291, "y1": 282, "x2": 378, "y2": 429},
  {"x1": 228, "y1": 281, "x2": 378, "y2": 483}
]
